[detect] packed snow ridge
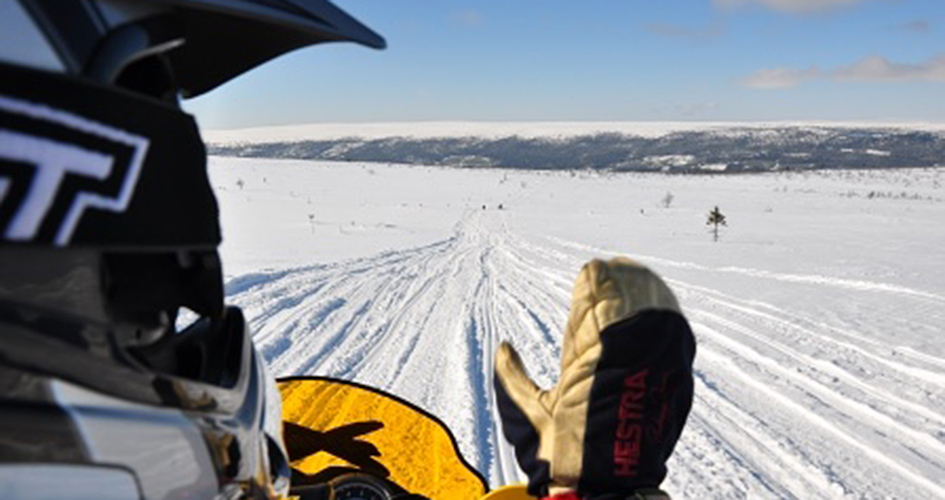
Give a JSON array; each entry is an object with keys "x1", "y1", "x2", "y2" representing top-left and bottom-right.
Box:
[{"x1": 205, "y1": 122, "x2": 945, "y2": 173}]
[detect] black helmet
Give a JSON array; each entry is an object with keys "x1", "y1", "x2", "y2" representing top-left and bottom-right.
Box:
[{"x1": 0, "y1": 1, "x2": 383, "y2": 498}]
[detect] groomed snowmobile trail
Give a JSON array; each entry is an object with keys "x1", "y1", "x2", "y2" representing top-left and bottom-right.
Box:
[{"x1": 227, "y1": 210, "x2": 945, "y2": 499}]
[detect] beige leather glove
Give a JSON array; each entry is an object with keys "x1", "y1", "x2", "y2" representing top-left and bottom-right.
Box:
[{"x1": 494, "y1": 258, "x2": 695, "y2": 499}]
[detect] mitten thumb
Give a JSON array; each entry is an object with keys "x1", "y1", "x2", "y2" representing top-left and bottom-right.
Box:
[{"x1": 494, "y1": 341, "x2": 554, "y2": 497}]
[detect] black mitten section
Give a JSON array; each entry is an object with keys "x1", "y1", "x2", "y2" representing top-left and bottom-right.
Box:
[
  {"x1": 579, "y1": 310, "x2": 695, "y2": 497},
  {"x1": 494, "y1": 376, "x2": 551, "y2": 498}
]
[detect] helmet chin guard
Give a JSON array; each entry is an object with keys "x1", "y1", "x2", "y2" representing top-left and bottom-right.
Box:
[
  {"x1": 0, "y1": 57, "x2": 282, "y2": 500},
  {"x1": 1, "y1": 60, "x2": 223, "y2": 340}
]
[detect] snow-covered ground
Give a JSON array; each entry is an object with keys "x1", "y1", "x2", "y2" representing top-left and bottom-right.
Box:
[{"x1": 211, "y1": 157, "x2": 945, "y2": 499}]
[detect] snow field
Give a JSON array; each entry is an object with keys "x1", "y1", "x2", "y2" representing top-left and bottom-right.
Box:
[{"x1": 210, "y1": 157, "x2": 945, "y2": 498}]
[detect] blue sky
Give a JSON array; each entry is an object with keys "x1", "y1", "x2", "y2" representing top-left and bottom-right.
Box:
[{"x1": 185, "y1": 0, "x2": 945, "y2": 129}]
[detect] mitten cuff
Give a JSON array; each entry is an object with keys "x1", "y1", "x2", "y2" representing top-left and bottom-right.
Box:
[{"x1": 541, "y1": 491, "x2": 580, "y2": 500}]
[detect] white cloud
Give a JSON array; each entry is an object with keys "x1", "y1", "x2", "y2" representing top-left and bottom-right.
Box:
[
  {"x1": 716, "y1": 0, "x2": 868, "y2": 13},
  {"x1": 742, "y1": 66, "x2": 823, "y2": 88},
  {"x1": 743, "y1": 54, "x2": 945, "y2": 88},
  {"x1": 835, "y1": 55, "x2": 945, "y2": 82},
  {"x1": 897, "y1": 20, "x2": 931, "y2": 34},
  {"x1": 451, "y1": 10, "x2": 485, "y2": 27},
  {"x1": 644, "y1": 22, "x2": 725, "y2": 41}
]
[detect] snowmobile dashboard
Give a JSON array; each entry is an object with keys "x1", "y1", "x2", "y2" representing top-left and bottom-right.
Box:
[
  {"x1": 291, "y1": 472, "x2": 424, "y2": 500},
  {"x1": 331, "y1": 473, "x2": 391, "y2": 500},
  {"x1": 331, "y1": 472, "x2": 411, "y2": 500}
]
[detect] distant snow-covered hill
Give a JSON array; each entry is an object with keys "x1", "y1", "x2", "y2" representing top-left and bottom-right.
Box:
[{"x1": 205, "y1": 122, "x2": 945, "y2": 172}]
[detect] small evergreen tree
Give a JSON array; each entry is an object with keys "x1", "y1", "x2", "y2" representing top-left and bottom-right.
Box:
[
  {"x1": 661, "y1": 191, "x2": 674, "y2": 208},
  {"x1": 706, "y1": 206, "x2": 727, "y2": 242}
]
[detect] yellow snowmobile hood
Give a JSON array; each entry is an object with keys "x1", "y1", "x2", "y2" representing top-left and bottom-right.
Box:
[
  {"x1": 279, "y1": 376, "x2": 494, "y2": 499},
  {"x1": 482, "y1": 484, "x2": 533, "y2": 499}
]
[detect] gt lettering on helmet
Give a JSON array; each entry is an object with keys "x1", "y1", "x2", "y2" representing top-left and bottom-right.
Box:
[
  {"x1": 614, "y1": 369, "x2": 648, "y2": 477},
  {"x1": 0, "y1": 95, "x2": 149, "y2": 246}
]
